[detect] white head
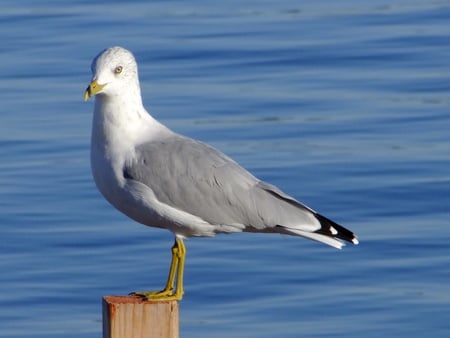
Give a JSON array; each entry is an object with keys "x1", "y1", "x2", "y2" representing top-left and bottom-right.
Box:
[{"x1": 84, "y1": 46, "x2": 141, "y2": 102}]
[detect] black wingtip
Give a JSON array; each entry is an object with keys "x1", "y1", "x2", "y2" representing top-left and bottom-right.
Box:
[{"x1": 314, "y1": 213, "x2": 359, "y2": 245}]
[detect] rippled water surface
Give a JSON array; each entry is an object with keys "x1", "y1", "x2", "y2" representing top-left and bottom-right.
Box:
[{"x1": 1, "y1": 1, "x2": 449, "y2": 337}]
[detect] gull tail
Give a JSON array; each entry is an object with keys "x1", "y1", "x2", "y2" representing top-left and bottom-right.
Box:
[
  {"x1": 314, "y1": 213, "x2": 359, "y2": 245},
  {"x1": 280, "y1": 213, "x2": 359, "y2": 250},
  {"x1": 259, "y1": 184, "x2": 359, "y2": 249}
]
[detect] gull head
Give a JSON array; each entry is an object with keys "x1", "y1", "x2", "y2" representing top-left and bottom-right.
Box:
[{"x1": 84, "y1": 46, "x2": 140, "y2": 101}]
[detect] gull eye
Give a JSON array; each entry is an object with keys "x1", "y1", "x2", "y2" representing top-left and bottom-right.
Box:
[{"x1": 114, "y1": 66, "x2": 123, "y2": 74}]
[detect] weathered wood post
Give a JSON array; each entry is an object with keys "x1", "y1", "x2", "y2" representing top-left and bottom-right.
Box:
[{"x1": 102, "y1": 296, "x2": 179, "y2": 338}]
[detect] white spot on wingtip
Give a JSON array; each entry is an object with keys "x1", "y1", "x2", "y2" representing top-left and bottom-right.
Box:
[{"x1": 352, "y1": 238, "x2": 359, "y2": 245}]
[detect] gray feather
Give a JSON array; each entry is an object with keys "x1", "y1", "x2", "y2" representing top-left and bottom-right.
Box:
[{"x1": 123, "y1": 134, "x2": 318, "y2": 233}]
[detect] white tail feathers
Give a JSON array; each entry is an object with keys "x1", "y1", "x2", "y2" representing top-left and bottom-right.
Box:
[{"x1": 283, "y1": 228, "x2": 346, "y2": 249}]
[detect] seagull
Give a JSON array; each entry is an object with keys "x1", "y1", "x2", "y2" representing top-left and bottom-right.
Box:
[{"x1": 84, "y1": 46, "x2": 358, "y2": 301}]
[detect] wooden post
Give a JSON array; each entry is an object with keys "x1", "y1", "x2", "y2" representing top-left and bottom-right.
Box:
[{"x1": 102, "y1": 296, "x2": 179, "y2": 338}]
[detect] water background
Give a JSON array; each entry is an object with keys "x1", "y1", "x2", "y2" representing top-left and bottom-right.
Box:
[{"x1": 1, "y1": 0, "x2": 449, "y2": 337}]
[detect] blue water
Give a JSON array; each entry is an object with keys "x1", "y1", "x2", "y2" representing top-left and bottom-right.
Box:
[{"x1": 1, "y1": 0, "x2": 449, "y2": 337}]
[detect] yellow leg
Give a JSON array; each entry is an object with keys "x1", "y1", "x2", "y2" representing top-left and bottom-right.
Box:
[{"x1": 131, "y1": 238, "x2": 186, "y2": 301}]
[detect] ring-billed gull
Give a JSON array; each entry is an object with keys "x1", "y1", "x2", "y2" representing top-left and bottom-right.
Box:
[{"x1": 84, "y1": 46, "x2": 358, "y2": 301}]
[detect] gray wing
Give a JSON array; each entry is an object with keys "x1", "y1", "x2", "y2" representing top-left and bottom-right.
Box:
[{"x1": 123, "y1": 134, "x2": 319, "y2": 232}]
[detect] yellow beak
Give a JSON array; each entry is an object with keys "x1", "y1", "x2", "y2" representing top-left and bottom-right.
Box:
[{"x1": 84, "y1": 80, "x2": 106, "y2": 101}]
